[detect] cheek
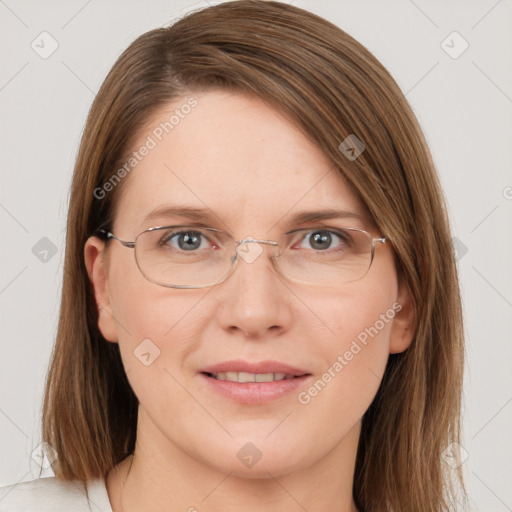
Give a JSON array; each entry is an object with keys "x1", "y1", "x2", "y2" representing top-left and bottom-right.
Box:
[
  {"x1": 317, "y1": 281, "x2": 397, "y2": 353},
  {"x1": 297, "y1": 284, "x2": 398, "y2": 416},
  {"x1": 107, "y1": 256, "x2": 207, "y2": 380}
]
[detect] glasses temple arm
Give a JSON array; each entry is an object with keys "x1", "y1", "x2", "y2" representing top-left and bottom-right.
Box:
[{"x1": 96, "y1": 229, "x2": 135, "y2": 248}]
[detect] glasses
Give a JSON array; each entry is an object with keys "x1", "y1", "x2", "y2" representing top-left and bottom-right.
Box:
[{"x1": 97, "y1": 225, "x2": 388, "y2": 289}]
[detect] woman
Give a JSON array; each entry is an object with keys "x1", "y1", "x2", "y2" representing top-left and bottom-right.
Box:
[{"x1": 0, "y1": 1, "x2": 466, "y2": 511}]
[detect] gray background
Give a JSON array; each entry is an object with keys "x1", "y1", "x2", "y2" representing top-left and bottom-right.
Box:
[{"x1": 1, "y1": 0, "x2": 511, "y2": 510}]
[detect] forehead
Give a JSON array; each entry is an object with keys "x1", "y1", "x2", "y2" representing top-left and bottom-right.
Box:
[{"x1": 113, "y1": 91, "x2": 367, "y2": 235}]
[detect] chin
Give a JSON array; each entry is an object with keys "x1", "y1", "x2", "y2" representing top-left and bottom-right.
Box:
[
  {"x1": 200, "y1": 436, "x2": 312, "y2": 479},
  {"x1": 222, "y1": 459, "x2": 305, "y2": 480}
]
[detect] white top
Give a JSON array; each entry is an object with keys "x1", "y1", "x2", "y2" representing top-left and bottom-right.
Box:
[{"x1": 0, "y1": 476, "x2": 113, "y2": 511}]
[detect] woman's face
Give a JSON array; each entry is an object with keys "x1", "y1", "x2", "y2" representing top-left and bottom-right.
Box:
[{"x1": 86, "y1": 90, "x2": 413, "y2": 478}]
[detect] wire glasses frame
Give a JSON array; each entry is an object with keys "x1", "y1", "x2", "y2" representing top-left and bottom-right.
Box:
[{"x1": 97, "y1": 225, "x2": 388, "y2": 289}]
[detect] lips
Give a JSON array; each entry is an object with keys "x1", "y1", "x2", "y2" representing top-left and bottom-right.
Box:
[{"x1": 199, "y1": 360, "x2": 312, "y2": 404}]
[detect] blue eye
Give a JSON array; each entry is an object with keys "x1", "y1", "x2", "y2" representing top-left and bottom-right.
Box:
[
  {"x1": 298, "y1": 230, "x2": 351, "y2": 251},
  {"x1": 162, "y1": 230, "x2": 210, "y2": 251}
]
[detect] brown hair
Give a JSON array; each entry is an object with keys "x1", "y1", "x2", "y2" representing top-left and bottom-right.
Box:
[{"x1": 42, "y1": 1, "x2": 466, "y2": 510}]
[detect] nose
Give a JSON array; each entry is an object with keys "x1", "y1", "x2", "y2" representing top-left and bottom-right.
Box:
[{"x1": 213, "y1": 238, "x2": 292, "y2": 338}]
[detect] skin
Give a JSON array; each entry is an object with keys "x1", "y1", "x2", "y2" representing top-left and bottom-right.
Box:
[{"x1": 85, "y1": 90, "x2": 414, "y2": 512}]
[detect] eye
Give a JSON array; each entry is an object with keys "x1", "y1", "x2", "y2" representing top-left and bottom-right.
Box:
[
  {"x1": 296, "y1": 229, "x2": 351, "y2": 252},
  {"x1": 160, "y1": 229, "x2": 213, "y2": 252}
]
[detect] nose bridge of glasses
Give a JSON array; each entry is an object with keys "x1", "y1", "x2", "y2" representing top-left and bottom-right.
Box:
[
  {"x1": 237, "y1": 237, "x2": 278, "y2": 247},
  {"x1": 231, "y1": 237, "x2": 280, "y2": 267}
]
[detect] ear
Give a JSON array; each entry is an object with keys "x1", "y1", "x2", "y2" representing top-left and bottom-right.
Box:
[
  {"x1": 84, "y1": 236, "x2": 119, "y2": 343},
  {"x1": 389, "y1": 280, "x2": 416, "y2": 354}
]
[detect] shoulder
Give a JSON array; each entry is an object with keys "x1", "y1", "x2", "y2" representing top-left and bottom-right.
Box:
[{"x1": 0, "y1": 476, "x2": 109, "y2": 512}]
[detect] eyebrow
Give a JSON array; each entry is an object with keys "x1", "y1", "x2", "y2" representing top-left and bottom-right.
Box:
[{"x1": 142, "y1": 205, "x2": 365, "y2": 227}]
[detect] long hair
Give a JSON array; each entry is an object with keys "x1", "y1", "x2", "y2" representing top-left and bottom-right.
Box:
[{"x1": 41, "y1": 2, "x2": 466, "y2": 510}]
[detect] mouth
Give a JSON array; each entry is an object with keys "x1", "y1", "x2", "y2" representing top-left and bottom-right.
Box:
[
  {"x1": 199, "y1": 360, "x2": 312, "y2": 404},
  {"x1": 202, "y1": 371, "x2": 305, "y2": 382}
]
